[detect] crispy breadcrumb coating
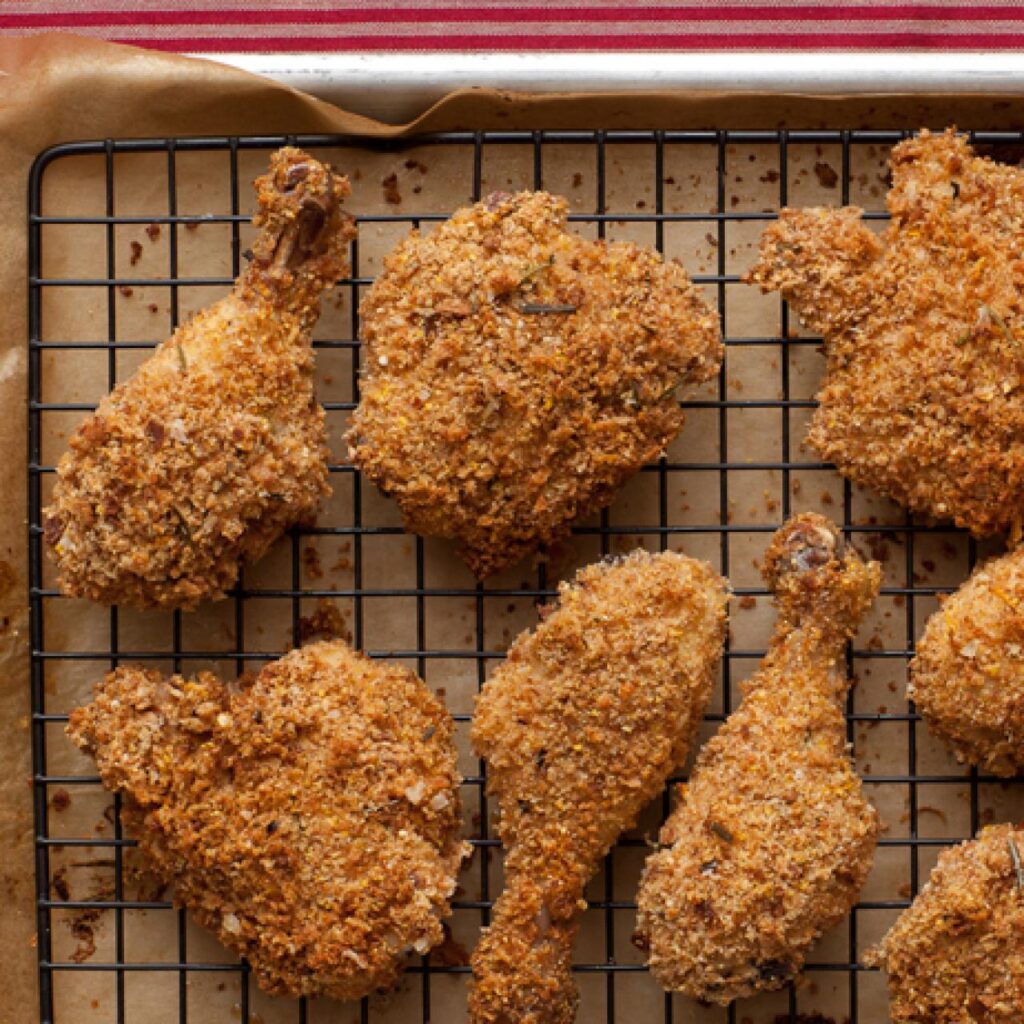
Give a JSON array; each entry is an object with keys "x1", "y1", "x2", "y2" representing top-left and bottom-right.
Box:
[
  {"x1": 748, "y1": 129, "x2": 1024, "y2": 538},
  {"x1": 911, "y1": 544, "x2": 1024, "y2": 777},
  {"x1": 468, "y1": 549, "x2": 728, "y2": 1023},
  {"x1": 634, "y1": 514, "x2": 881, "y2": 1004},
  {"x1": 348, "y1": 191, "x2": 722, "y2": 578},
  {"x1": 867, "y1": 824, "x2": 1024, "y2": 1023},
  {"x1": 66, "y1": 641, "x2": 468, "y2": 1001},
  {"x1": 45, "y1": 148, "x2": 355, "y2": 609}
]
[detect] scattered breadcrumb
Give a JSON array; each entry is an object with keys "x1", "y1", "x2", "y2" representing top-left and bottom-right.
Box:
[
  {"x1": 382, "y1": 172, "x2": 402, "y2": 205},
  {"x1": 295, "y1": 598, "x2": 351, "y2": 646},
  {"x1": 301, "y1": 545, "x2": 324, "y2": 579},
  {"x1": 813, "y1": 162, "x2": 839, "y2": 188}
]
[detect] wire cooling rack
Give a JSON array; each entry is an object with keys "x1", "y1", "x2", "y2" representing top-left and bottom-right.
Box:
[{"x1": 27, "y1": 129, "x2": 1024, "y2": 1024}]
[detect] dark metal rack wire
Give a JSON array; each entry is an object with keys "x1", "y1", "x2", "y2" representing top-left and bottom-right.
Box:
[{"x1": 27, "y1": 129, "x2": 1024, "y2": 1024}]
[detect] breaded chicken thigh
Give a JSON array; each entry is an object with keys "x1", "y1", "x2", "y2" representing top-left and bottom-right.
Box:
[
  {"x1": 469, "y1": 549, "x2": 728, "y2": 1023},
  {"x1": 748, "y1": 129, "x2": 1024, "y2": 537},
  {"x1": 635, "y1": 514, "x2": 881, "y2": 1003},
  {"x1": 868, "y1": 824, "x2": 1024, "y2": 1023},
  {"x1": 348, "y1": 191, "x2": 722, "y2": 578},
  {"x1": 45, "y1": 148, "x2": 355, "y2": 609},
  {"x1": 67, "y1": 641, "x2": 467, "y2": 1001},
  {"x1": 911, "y1": 544, "x2": 1024, "y2": 777}
]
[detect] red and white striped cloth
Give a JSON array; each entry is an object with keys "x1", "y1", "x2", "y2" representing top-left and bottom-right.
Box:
[{"x1": 2, "y1": 0, "x2": 1024, "y2": 52}]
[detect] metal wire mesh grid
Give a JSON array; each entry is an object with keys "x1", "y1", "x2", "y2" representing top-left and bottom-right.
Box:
[{"x1": 27, "y1": 129, "x2": 1024, "y2": 1024}]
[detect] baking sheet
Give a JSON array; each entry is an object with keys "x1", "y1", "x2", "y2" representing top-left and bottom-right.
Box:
[
  {"x1": 7, "y1": 32, "x2": 1024, "y2": 1024},
  {"x1": 219, "y1": 52, "x2": 1024, "y2": 123}
]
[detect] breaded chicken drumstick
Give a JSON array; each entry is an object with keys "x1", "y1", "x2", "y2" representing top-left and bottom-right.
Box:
[
  {"x1": 67, "y1": 640, "x2": 467, "y2": 1001},
  {"x1": 635, "y1": 514, "x2": 881, "y2": 1003},
  {"x1": 348, "y1": 191, "x2": 722, "y2": 578},
  {"x1": 469, "y1": 549, "x2": 728, "y2": 1023},
  {"x1": 911, "y1": 544, "x2": 1024, "y2": 777},
  {"x1": 749, "y1": 129, "x2": 1024, "y2": 538},
  {"x1": 45, "y1": 148, "x2": 355, "y2": 609},
  {"x1": 867, "y1": 824, "x2": 1024, "y2": 1023}
]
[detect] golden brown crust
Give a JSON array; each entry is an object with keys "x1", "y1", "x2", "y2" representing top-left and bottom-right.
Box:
[
  {"x1": 468, "y1": 549, "x2": 729, "y2": 1023},
  {"x1": 635, "y1": 514, "x2": 881, "y2": 1004},
  {"x1": 348, "y1": 191, "x2": 723, "y2": 578},
  {"x1": 748, "y1": 128, "x2": 1024, "y2": 538},
  {"x1": 911, "y1": 545, "x2": 1024, "y2": 777},
  {"x1": 66, "y1": 641, "x2": 468, "y2": 1001},
  {"x1": 867, "y1": 824, "x2": 1024, "y2": 1023},
  {"x1": 45, "y1": 148, "x2": 355, "y2": 609}
]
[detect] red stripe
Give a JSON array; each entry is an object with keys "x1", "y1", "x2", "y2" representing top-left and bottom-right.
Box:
[
  {"x1": 113, "y1": 32, "x2": 1024, "y2": 50},
  {"x1": 4, "y1": 6, "x2": 1024, "y2": 28}
]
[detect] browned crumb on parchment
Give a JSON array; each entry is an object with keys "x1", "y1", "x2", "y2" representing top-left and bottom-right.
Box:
[
  {"x1": 813, "y1": 161, "x2": 838, "y2": 188},
  {"x1": 382, "y1": 172, "x2": 402, "y2": 205},
  {"x1": 295, "y1": 598, "x2": 351, "y2": 646}
]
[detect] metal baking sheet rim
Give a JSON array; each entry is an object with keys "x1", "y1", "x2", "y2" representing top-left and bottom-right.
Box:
[{"x1": 202, "y1": 51, "x2": 1024, "y2": 123}]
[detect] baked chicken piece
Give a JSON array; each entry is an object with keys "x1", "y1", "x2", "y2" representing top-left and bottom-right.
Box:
[
  {"x1": 867, "y1": 824, "x2": 1024, "y2": 1023},
  {"x1": 45, "y1": 148, "x2": 354, "y2": 609},
  {"x1": 67, "y1": 641, "x2": 467, "y2": 1001},
  {"x1": 748, "y1": 129, "x2": 1024, "y2": 538},
  {"x1": 468, "y1": 548, "x2": 728, "y2": 1024},
  {"x1": 348, "y1": 191, "x2": 723, "y2": 578},
  {"x1": 911, "y1": 544, "x2": 1024, "y2": 777},
  {"x1": 634, "y1": 514, "x2": 881, "y2": 1003}
]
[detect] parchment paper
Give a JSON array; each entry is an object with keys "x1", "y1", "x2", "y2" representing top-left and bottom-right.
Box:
[{"x1": 5, "y1": 32, "x2": 1024, "y2": 1024}]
